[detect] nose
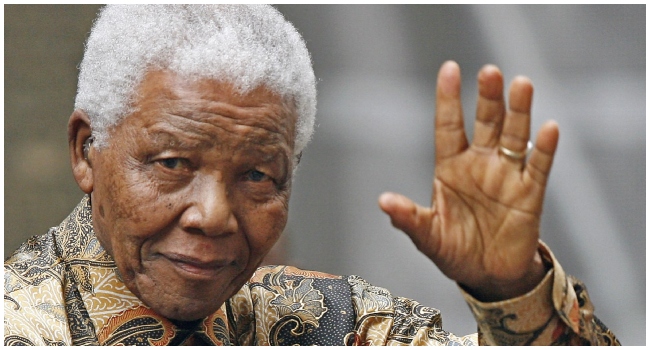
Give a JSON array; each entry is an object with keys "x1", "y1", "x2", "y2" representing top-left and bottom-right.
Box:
[{"x1": 180, "y1": 173, "x2": 238, "y2": 237}]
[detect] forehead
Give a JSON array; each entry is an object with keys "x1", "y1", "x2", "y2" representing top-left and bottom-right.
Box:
[{"x1": 129, "y1": 70, "x2": 297, "y2": 141}]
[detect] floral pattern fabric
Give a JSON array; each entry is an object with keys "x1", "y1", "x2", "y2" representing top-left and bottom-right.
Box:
[{"x1": 4, "y1": 196, "x2": 619, "y2": 345}]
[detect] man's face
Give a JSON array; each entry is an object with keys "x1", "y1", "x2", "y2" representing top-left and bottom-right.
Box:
[{"x1": 89, "y1": 70, "x2": 296, "y2": 321}]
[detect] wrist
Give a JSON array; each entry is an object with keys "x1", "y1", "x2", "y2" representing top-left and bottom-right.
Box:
[{"x1": 461, "y1": 251, "x2": 551, "y2": 302}]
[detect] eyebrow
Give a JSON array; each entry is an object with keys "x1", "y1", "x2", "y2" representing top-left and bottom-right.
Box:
[
  {"x1": 144, "y1": 126, "x2": 213, "y2": 151},
  {"x1": 144, "y1": 124, "x2": 291, "y2": 160}
]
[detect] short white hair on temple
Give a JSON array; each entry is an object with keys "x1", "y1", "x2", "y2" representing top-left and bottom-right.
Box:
[{"x1": 75, "y1": 4, "x2": 316, "y2": 160}]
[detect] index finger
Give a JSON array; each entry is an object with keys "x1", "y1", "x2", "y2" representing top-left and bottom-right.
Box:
[{"x1": 435, "y1": 61, "x2": 468, "y2": 163}]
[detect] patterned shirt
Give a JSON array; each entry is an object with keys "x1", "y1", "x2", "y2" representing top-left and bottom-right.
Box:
[{"x1": 4, "y1": 196, "x2": 619, "y2": 345}]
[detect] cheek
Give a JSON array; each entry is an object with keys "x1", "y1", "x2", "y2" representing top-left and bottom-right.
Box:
[
  {"x1": 92, "y1": 156, "x2": 178, "y2": 261},
  {"x1": 242, "y1": 199, "x2": 289, "y2": 257},
  {"x1": 96, "y1": 151, "x2": 169, "y2": 223}
]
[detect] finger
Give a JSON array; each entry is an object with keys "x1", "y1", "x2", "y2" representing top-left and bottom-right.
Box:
[
  {"x1": 525, "y1": 120, "x2": 560, "y2": 187},
  {"x1": 499, "y1": 76, "x2": 533, "y2": 163},
  {"x1": 435, "y1": 61, "x2": 468, "y2": 163},
  {"x1": 473, "y1": 65, "x2": 505, "y2": 149},
  {"x1": 378, "y1": 192, "x2": 435, "y2": 250}
]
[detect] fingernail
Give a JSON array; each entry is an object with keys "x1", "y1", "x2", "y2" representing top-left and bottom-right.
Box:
[
  {"x1": 379, "y1": 192, "x2": 395, "y2": 206},
  {"x1": 439, "y1": 61, "x2": 460, "y2": 96}
]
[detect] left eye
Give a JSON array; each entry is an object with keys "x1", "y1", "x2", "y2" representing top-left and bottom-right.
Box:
[
  {"x1": 247, "y1": 170, "x2": 268, "y2": 182},
  {"x1": 158, "y1": 158, "x2": 184, "y2": 170}
]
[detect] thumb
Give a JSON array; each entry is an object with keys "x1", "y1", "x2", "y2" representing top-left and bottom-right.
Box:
[{"x1": 378, "y1": 192, "x2": 435, "y2": 250}]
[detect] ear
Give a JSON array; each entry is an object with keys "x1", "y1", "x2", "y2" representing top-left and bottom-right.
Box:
[
  {"x1": 68, "y1": 109, "x2": 94, "y2": 194},
  {"x1": 295, "y1": 151, "x2": 303, "y2": 165}
]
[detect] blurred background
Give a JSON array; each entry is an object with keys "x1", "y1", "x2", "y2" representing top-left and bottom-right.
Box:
[{"x1": 4, "y1": 5, "x2": 645, "y2": 345}]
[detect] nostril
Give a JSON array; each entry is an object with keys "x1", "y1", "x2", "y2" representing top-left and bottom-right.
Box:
[
  {"x1": 183, "y1": 227, "x2": 206, "y2": 236},
  {"x1": 179, "y1": 202, "x2": 238, "y2": 237}
]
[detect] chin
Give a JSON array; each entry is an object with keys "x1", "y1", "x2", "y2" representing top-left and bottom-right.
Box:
[
  {"x1": 128, "y1": 261, "x2": 258, "y2": 322},
  {"x1": 126, "y1": 278, "x2": 226, "y2": 322},
  {"x1": 153, "y1": 298, "x2": 225, "y2": 322},
  {"x1": 166, "y1": 309, "x2": 216, "y2": 323}
]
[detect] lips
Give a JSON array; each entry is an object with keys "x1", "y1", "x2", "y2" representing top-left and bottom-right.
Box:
[{"x1": 161, "y1": 253, "x2": 235, "y2": 279}]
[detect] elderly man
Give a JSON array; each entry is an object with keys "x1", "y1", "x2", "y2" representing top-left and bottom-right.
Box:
[{"x1": 4, "y1": 5, "x2": 618, "y2": 346}]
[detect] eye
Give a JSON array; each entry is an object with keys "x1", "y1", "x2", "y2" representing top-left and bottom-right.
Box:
[
  {"x1": 157, "y1": 158, "x2": 185, "y2": 170},
  {"x1": 247, "y1": 170, "x2": 269, "y2": 182}
]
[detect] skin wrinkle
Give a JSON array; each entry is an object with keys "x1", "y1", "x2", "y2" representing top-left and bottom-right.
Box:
[
  {"x1": 434, "y1": 173, "x2": 539, "y2": 281},
  {"x1": 141, "y1": 98, "x2": 292, "y2": 177},
  {"x1": 437, "y1": 162, "x2": 504, "y2": 218},
  {"x1": 432, "y1": 189, "x2": 475, "y2": 278},
  {"x1": 452, "y1": 192, "x2": 528, "y2": 284},
  {"x1": 84, "y1": 69, "x2": 296, "y2": 321},
  {"x1": 144, "y1": 122, "x2": 288, "y2": 165},
  {"x1": 371, "y1": 62, "x2": 556, "y2": 304},
  {"x1": 473, "y1": 120, "x2": 503, "y2": 147},
  {"x1": 525, "y1": 160, "x2": 549, "y2": 187},
  {"x1": 167, "y1": 104, "x2": 289, "y2": 137},
  {"x1": 74, "y1": 5, "x2": 316, "y2": 159},
  {"x1": 140, "y1": 118, "x2": 292, "y2": 190},
  {"x1": 151, "y1": 71, "x2": 291, "y2": 133},
  {"x1": 500, "y1": 132, "x2": 530, "y2": 146}
]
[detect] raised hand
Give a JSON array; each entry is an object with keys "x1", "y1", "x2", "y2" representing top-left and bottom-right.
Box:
[{"x1": 379, "y1": 61, "x2": 560, "y2": 301}]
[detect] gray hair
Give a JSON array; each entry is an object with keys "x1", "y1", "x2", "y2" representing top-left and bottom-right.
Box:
[{"x1": 75, "y1": 4, "x2": 316, "y2": 160}]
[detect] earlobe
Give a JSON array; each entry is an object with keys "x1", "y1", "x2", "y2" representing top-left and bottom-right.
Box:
[{"x1": 68, "y1": 109, "x2": 94, "y2": 194}]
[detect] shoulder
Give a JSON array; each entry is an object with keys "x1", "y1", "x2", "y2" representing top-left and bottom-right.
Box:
[
  {"x1": 245, "y1": 265, "x2": 350, "y2": 313},
  {"x1": 5, "y1": 230, "x2": 71, "y2": 346},
  {"x1": 5, "y1": 228, "x2": 65, "y2": 293},
  {"x1": 250, "y1": 265, "x2": 342, "y2": 283},
  {"x1": 228, "y1": 265, "x2": 355, "y2": 345},
  {"x1": 246, "y1": 265, "x2": 352, "y2": 317}
]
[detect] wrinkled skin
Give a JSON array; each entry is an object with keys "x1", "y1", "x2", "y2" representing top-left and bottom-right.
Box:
[
  {"x1": 379, "y1": 61, "x2": 559, "y2": 301},
  {"x1": 69, "y1": 70, "x2": 296, "y2": 321},
  {"x1": 69, "y1": 60, "x2": 559, "y2": 324}
]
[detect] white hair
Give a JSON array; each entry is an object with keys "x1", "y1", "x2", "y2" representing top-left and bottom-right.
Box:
[{"x1": 75, "y1": 4, "x2": 316, "y2": 160}]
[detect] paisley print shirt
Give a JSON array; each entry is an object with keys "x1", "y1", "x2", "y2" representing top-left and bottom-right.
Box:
[{"x1": 4, "y1": 196, "x2": 619, "y2": 346}]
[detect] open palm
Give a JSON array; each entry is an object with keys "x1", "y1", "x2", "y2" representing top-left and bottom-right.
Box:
[{"x1": 380, "y1": 61, "x2": 559, "y2": 301}]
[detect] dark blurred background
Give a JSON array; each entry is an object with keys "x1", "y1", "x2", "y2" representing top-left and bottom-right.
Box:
[{"x1": 4, "y1": 5, "x2": 645, "y2": 344}]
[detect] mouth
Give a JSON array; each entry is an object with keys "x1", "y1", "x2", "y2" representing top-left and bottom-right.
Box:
[{"x1": 161, "y1": 253, "x2": 235, "y2": 279}]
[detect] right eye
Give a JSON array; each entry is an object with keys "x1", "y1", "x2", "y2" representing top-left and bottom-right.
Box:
[
  {"x1": 156, "y1": 158, "x2": 186, "y2": 170},
  {"x1": 246, "y1": 169, "x2": 269, "y2": 182}
]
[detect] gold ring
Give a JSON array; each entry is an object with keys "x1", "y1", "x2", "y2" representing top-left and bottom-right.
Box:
[{"x1": 499, "y1": 140, "x2": 533, "y2": 160}]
